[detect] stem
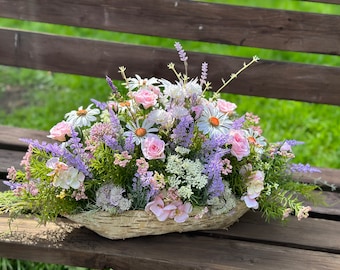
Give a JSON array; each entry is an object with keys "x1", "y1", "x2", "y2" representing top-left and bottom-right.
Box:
[{"x1": 215, "y1": 56, "x2": 259, "y2": 94}]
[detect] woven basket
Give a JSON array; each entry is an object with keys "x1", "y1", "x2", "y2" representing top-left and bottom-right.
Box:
[{"x1": 65, "y1": 200, "x2": 248, "y2": 240}]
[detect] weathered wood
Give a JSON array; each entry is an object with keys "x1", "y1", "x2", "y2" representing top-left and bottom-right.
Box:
[
  {"x1": 200, "y1": 211, "x2": 340, "y2": 253},
  {"x1": 1, "y1": 29, "x2": 340, "y2": 105},
  {"x1": 0, "y1": 0, "x2": 339, "y2": 55},
  {"x1": 0, "y1": 215, "x2": 340, "y2": 270},
  {"x1": 0, "y1": 125, "x2": 50, "y2": 150}
]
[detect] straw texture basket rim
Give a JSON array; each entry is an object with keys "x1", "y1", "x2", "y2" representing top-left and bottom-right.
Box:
[{"x1": 65, "y1": 200, "x2": 248, "y2": 240}]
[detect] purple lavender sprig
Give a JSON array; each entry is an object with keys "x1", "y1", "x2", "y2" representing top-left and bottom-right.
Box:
[
  {"x1": 106, "y1": 75, "x2": 118, "y2": 94},
  {"x1": 174, "y1": 42, "x2": 188, "y2": 62},
  {"x1": 200, "y1": 62, "x2": 208, "y2": 85}
]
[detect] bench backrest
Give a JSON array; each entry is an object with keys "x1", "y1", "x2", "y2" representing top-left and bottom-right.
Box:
[{"x1": 1, "y1": 0, "x2": 339, "y2": 105}]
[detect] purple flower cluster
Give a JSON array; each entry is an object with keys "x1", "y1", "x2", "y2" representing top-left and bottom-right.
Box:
[{"x1": 170, "y1": 115, "x2": 194, "y2": 148}]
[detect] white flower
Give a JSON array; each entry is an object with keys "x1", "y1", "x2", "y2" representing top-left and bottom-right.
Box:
[
  {"x1": 161, "y1": 79, "x2": 184, "y2": 101},
  {"x1": 53, "y1": 167, "x2": 85, "y2": 190},
  {"x1": 127, "y1": 75, "x2": 158, "y2": 91},
  {"x1": 245, "y1": 129, "x2": 267, "y2": 154},
  {"x1": 123, "y1": 119, "x2": 158, "y2": 145},
  {"x1": 65, "y1": 104, "x2": 100, "y2": 127},
  {"x1": 184, "y1": 78, "x2": 202, "y2": 97},
  {"x1": 147, "y1": 109, "x2": 174, "y2": 128},
  {"x1": 197, "y1": 104, "x2": 232, "y2": 137}
]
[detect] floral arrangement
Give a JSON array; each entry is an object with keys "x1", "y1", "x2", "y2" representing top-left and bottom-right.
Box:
[{"x1": 1, "y1": 43, "x2": 320, "y2": 226}]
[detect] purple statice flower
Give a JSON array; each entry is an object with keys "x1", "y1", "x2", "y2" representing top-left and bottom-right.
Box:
[
  {"x1": 108, "y1": 108, "x2": 121, "y2": 132},
  {"x1": 285, "y1": 140, "x2": 305, "y2": 147},
  {"x1": 63, "y1": 128, "x2": 91, "y2": 177},
  {"x1": 3, "y1": 180, "x2": 22, "y2": 190},
  {"x1": 200, "y1": 62, "x2": 208, "y2": 85},
  {"x1": 124, "y1": 132, "x2": 135, "y2": 154},
  {"x1": 91, "y1": 98, "x2": 107, "y2": 110},
  {"x1": 290, "y1": 163, "x2": 321, "y2": 174},
  {"x1": 203, "y1": 149, "x2": 228, "y2": 197},
  {"x1": 201, "y1": 135, "x2": 230, "y2": 197},
  {"x1": 174, "y1": 42, "x2": 188, "y2": 62},
  {"x1": 20, "y1": 138, "x2": 64, "y2": 156},
  {"x1": 103, "y1": 135, "x2": 123, "y2": 152},
  {"x1": 170, "y1": 115, "x2": 194, "y2": 148},
  {"x1": 202, "y1": 134, "x2": 229, "y2": 153},
  {"x1": 232, "y1": 115, "x2": 245, "y2": 130},
  {"x1": 105, "y1": 75, "x2": 118, "y2": 94}
]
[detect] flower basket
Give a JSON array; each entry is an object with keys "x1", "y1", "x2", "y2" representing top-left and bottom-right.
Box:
[
  {"x1": 1, "y1": 42, "x2": 320, "y2": 240},
  {"x1": 65, "y1": 200, "x2": 248, "y2": 240}
]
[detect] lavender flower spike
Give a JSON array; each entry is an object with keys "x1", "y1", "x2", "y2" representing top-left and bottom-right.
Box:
[
  {"x1": 200, "y1": 62, "x2": 208, "y2": 85},
  {"x1": 106, "y1": 75, "x2": 118, "y2": 94},
  {"x1": 174, "y1": 42, "x2": 188, "y2": 62}
]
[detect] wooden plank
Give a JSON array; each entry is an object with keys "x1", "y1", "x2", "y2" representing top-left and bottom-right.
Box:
[
  {"x1": 0, "y1": 0, "x2": 339, "y2": 55},
  {"x1": 200, "y1": 211, "x2": 340, "y2": 253},
  {"x1": 0, "y1": 125, "x2": 50, "y2": 150},
  {"x1": 1, "y1": 215, "x2": 340, "y2": 269},
  {"x1": 1, "y1": 29, "x2": 340, "y2": 105},
  {"x1": 0, "y1": 149, "x2": 25, "y2": 176},
  {"x1": 297, "y1": 167, "x2": 340, "y2": 188}
]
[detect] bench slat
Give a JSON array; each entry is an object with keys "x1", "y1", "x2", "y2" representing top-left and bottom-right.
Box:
[
  {"x1": 1, "y1": 29, "x2": 340, "y2": 105},
  {"x1": 200, "y1": 211, "x2": 340, "y2": 253},
  {"x1": 0, "y1": 0, "x2": 339, "y2": 55},
  {"x1": 0, "y1": 215, "x2": 340, "y2": 269}
]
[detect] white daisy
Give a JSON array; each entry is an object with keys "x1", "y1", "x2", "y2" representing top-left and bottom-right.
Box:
[
  {"x1": 65, "y1": 104, "x2": 100, "y2": 128},
  {"x1": 123, "y1": 119, "x2": 158, "y2": 145},
  {"x1": 245, "y1": 129, "x2": 267, "y2": 154},
  {"x1": 127, "y1": 75, "x2": 158, "y2": 91},
  {"x1": 197, "y1": 104, "x2": 232, "y2": 137}
]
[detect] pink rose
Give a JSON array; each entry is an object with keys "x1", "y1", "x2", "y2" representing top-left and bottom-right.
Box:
[
  {"x1": 229, "y1": 130, "x2": 250, "y2": 161},
  {"x1": 217, "y1": 99, "x2": 237, "y2": 114},
  {"x1": 47, "y1": 121, "x2": 72, "y2": 142},
  {"x1": 142, "y1": 135, "x2": 165, "y2": 160},
  {"x1": 133, "y1": 88, "x2": 158, "y2": 109}
]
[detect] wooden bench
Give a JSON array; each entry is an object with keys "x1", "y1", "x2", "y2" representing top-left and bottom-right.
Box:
[{"x1": 1, "y1": 0, "x2": 340, "y2": 269}]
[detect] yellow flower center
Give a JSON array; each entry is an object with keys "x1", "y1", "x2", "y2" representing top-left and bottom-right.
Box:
[
  {"x1": 77, "y1": 109, "x2": 88, "y2": 116},
  {"x1": 209, "y1": 116, "x2": 220, "y2": 127},
  {"x1": 248, "y1": 136, "x2": 256, "y2": 144},
  {"x1": 135, "y1": 128, "x2": 147, "y2": 137}
]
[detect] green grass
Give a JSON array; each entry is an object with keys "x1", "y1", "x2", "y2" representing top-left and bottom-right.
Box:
[{"x1": 0, "y1": 1, "x2": 339, "y2": 269}]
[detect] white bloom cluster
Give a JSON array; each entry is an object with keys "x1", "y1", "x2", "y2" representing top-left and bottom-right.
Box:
[{"x1": 166, "y1": 154, "x2": 208, "y2": 200}]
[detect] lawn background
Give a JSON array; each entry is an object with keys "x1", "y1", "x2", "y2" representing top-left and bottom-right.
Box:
[{"x1": 0, "y1": 0, "x2": 339, "y2": 269}]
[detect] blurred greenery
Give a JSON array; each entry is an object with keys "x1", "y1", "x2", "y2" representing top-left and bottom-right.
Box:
[{"x1": 0, "y1": 0, "x2": 339, "y2": 269}]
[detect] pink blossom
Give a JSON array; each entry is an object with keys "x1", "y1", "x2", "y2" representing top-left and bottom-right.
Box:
[
  {"x1": 280, "y1": 141, "x2": 292, "y2": 152},
  {"x1": 47, "y1": 121, "x2": 72, "y2": 142},
  {"x1": 46, "y1": 157, "x2": 68, "y2": 177},
  {"x1": 171, "y1": 201, "x2": 192, "y2": 223},
  {"x1": 216, "y1": 99, "x2": 237, "y2": 114},
  {"x1": 241, "y1": 195, "x2": 259, "y2": 209},
  {"x1": 145, "y1": 196, "x2": 176, "y2": 221},
  {"x1": 228, "y1": 130, "x2": 250, "y2": 161},
  {"x1": 141, "y1": 134, "x2": 165, "y2": 160},
  {"x1": 246, "y1": 171, "x2": 265, "y2": 197},
  {"x1": 133, "y1": 88, "x2": 158, "y2": 109},
  {"x1": 297, "y1": 206, "x2": 312, "y2": 221}
]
